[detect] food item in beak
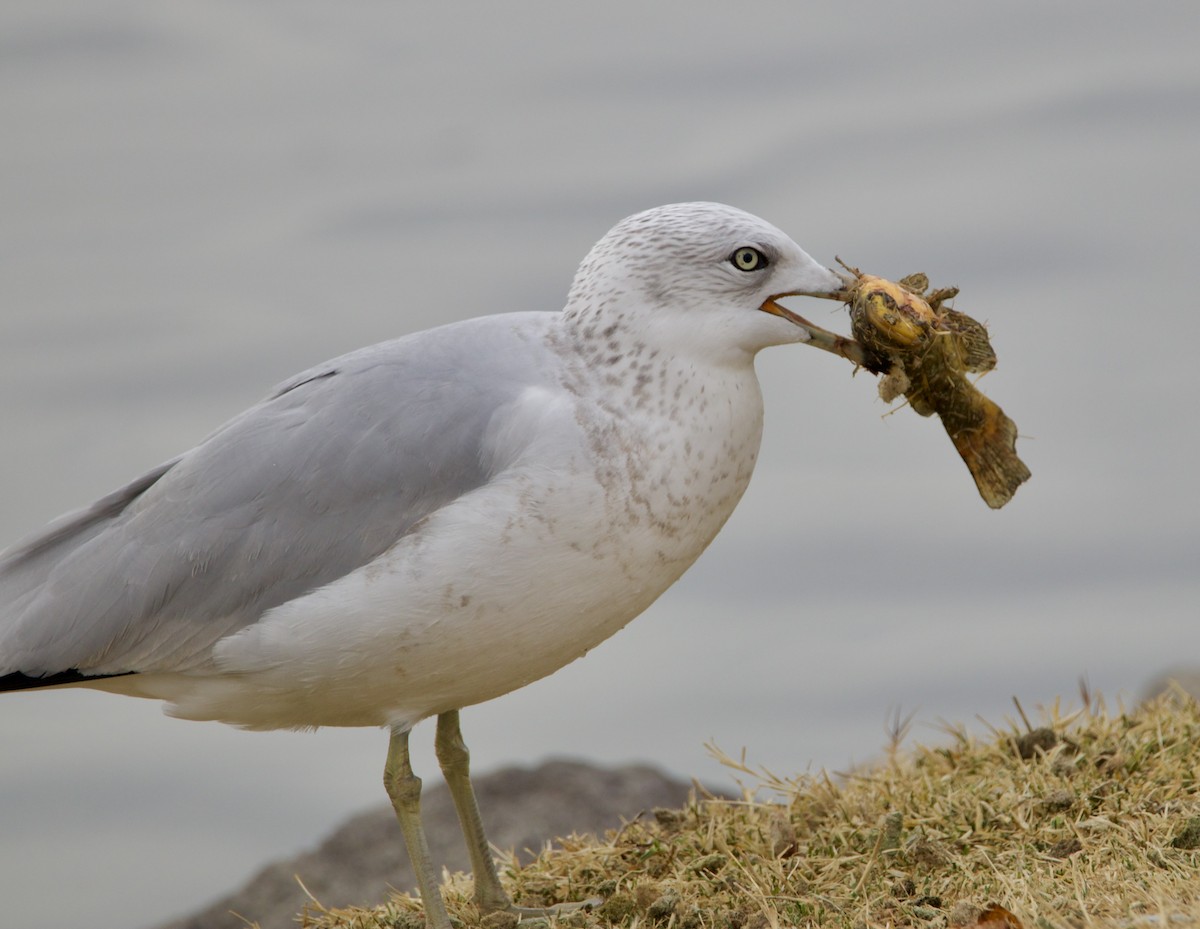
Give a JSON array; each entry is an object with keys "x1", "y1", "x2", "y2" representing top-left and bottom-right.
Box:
[{"x1": 838, "y1": 266, "x2": 1030, "y2": 509}]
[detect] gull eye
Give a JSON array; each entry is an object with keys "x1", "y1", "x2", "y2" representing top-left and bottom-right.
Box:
[{"x1": 730, "y1": 246, "x2": 767, "y2": 272}]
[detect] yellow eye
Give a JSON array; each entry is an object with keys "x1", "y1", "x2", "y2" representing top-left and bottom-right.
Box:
[{"x1": 730, "y1": 247, "x2": 767, "y2": 272}]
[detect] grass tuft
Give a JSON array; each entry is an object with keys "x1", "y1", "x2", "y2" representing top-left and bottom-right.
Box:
[{"x1": 299, "y1": 687, "x2": 1200, "y2": 928}]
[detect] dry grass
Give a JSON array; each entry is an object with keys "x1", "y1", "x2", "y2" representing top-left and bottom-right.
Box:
[{"x1": 300, "y1": 687, "x2": 1200, "y2": 929}]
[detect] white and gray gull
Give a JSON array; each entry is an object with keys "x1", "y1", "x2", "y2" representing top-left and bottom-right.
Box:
[{"x1": 0, "y1": 202, "x2": 861, "y2": 928}]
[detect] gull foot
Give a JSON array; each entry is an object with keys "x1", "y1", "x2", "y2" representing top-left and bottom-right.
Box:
[
  {"x1": 475, "y1": 896, "x2": 603, "y2": 927},
  {"x1": 506, "y1": 896, "x2": 604, "y2": 917}
]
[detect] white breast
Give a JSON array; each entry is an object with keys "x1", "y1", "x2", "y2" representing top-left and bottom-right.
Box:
[{"x1": 136, "y1": 353, "x2": 766, "y2": 730}]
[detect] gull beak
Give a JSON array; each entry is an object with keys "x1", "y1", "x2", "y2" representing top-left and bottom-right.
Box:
[{"x1": 760, "y1": 266, "x2": 870, "y2": 367}]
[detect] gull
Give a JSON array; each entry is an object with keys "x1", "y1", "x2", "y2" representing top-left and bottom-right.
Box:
[{"x1": 0, "y1": 202, "x2": 861, "y2": 928}]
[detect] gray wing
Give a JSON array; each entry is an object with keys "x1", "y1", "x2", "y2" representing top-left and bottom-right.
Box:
[{"x1": 0, "y1": 313, "x2": 551, "y2": 681}]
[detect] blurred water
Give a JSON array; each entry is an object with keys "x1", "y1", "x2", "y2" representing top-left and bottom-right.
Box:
[{"x1": 2, "y1": 3, "x2": 1198, "y2": 928}]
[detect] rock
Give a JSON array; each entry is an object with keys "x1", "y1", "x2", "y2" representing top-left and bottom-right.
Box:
[
  {"x1": 1141, "y1": 668, "x2": 1200, "y2": 703},
  {"x1": 151, "y1": 759, "x2": 700, "y2": 929}
]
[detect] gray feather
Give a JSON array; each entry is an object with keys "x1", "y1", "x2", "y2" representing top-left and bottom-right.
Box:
[{"x1": 0, "y1": 313, "x2": 553, "y2": 678}]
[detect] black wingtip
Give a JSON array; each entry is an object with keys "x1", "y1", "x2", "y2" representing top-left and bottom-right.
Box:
[{"x1": 0, "y1": 669, "x2": 135, "y2": 693}]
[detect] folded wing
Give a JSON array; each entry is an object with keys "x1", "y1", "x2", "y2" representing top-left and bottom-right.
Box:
[{"x1": 0, "y1": 316, "x2": 546, "y2": 685}]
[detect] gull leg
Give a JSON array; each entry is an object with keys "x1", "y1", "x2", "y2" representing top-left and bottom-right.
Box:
[
  {"x1": 384, "y1": 724, "x2": 453, "y2": 929},
  {"x1": 434, "y1": 710, "x2": 515, "y2": 912},
  {"x1": 435, "y1": 710, "x2": 600, "y2": 917}
]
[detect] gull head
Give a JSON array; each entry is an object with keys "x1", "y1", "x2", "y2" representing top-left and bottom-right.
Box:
[{"x1": 564, "y1": 202, "x2": 850, "y2": 359}]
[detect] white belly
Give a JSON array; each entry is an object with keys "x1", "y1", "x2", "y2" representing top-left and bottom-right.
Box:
[{"x1": 130, "y1": 363, "x2": 766, "y2": 730}]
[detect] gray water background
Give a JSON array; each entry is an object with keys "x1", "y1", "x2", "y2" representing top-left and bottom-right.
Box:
[{"x1": 2, "y1": 3, "x2": 1198, "y2": 927}]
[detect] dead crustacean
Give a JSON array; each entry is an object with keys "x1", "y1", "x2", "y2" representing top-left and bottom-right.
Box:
[{"x1": 837, "y1": 264, "x2": 1031, "y2": 509}]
